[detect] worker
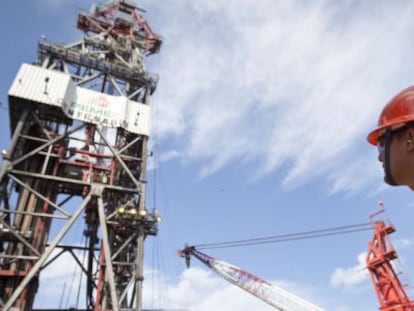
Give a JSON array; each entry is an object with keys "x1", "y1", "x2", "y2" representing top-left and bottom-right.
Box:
[{"x1": 367, "y1": 85, "x2": 414, "y2": 189}]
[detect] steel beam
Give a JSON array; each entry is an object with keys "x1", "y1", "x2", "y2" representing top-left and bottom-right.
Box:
[
  {"x1": 97, "y1": 196, "x2": 120, "y2": 311},
  {"x1": 2, "y1": 193, "x2": 92, "y2": 310},
  {"x1": 9, "y1": 175, "x2": 70, "y2": 217}
]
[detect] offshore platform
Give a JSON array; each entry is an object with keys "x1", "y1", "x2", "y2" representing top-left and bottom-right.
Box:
[{"x1": 0, "y1": 1, "x2": 164, "y2": 310}]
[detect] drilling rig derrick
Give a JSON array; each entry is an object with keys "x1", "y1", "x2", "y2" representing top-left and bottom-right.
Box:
[{"x1": 0, "y1": 1, "x2": 162, "y2": 310}]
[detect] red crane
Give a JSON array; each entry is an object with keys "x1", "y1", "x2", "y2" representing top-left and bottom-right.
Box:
[
  {"x1": 179, "y1": 246, "x2": 324, "y2": 311},
  {"x1": 366, "y1": 211, "x2": 414, "y2": 310}
]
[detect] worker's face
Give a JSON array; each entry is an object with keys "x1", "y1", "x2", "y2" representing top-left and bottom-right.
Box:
[{"x1": 378, "y1": 126, "x2": 412, "y2": 187}]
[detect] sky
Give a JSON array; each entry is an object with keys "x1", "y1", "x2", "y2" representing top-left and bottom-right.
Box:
[{"x1": 3, "y1": 0, "x2": 414, "y2": 310}]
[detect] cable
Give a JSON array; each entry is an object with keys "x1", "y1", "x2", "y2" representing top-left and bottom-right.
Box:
[{"x1": 194, "y1": 222, "x2": 373, "y2": 250}]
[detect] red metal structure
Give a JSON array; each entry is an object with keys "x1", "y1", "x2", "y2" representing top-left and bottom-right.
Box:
[
  {"x1": 179, "y1": 246, "x2": 324, "y2": 311},
  {"x1": 366, "y1": 215, "x2": 414, "y2": 310},
  {"x1": 0, "y1": 1, "x2": 163, "y2": 310}
]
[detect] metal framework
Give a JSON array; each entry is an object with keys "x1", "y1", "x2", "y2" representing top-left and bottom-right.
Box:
[
  {"x1": 366, "y1": 219, "x2": 414, "y2": 310},
  {"x1": 179, "y1": 246, "x2": 324, "y2": 311},
  {"x1": 0, "y1": 1, "x2": 162, "y2": 310}
]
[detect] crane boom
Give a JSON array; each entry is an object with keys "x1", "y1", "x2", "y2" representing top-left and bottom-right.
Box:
[{"x1": 179, "y1": 246, "x2": 324, "y2": 311}]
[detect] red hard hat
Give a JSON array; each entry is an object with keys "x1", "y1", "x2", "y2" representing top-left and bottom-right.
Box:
[{"x1": 367, "y1": 85, "x2": 414, "y2": 145}]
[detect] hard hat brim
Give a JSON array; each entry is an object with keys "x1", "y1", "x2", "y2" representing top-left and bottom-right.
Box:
[
  {"x1": 367, "y1": 127, "x2": 382, "y2": 146},
  {"x1": 367, "y1": 85, "x2": 414, "y2": 146},
  {"x1": 367, "y1": 118, "x2": 414, "y2": 146}
]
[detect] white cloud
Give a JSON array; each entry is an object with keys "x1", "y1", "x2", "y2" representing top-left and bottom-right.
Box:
[
  {"x1": 34, "y1": 249, "x2": 88, "y2": 309},
  {"x1": 31, "y1": 250, "x2": 365, "y2": 310},
  {"x1": 37, "y1": 259, "x2": 316, "y2": 311},
  {"x1": 327, "y1": 155, "x2": 384, "y2": 195},
  {"x1": 395, "y1": 238, "x2": 414, "y2": 249},
  {"x1": 330, "y1": 252, "x2": 369, "y2": 289},
  {"x1": 143, "y1": 266, "x2": 323, "y2": 311},
  {"x1": 146, "y1": 0, "x2": 414, "y2": 191}
]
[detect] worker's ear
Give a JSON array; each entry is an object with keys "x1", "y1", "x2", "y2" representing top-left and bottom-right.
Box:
[{"x1": 406, "y1": 129, "x2": 414, "y2": 151}]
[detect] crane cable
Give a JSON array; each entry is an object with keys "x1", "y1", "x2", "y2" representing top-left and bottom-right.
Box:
[{"x1": 193, "y1": 222, "x2": 374, "y2": 250}]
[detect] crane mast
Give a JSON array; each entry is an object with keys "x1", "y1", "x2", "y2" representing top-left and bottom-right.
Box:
[
  {"x1": 366, "y1": 219, "x2": 414, "y2": 310},
  {"x1": 179, "y1": 246, "x2": 324, "y2": 311},
  {"x1": 0, "y1": 1, "x2": 162, "y2": 310}
]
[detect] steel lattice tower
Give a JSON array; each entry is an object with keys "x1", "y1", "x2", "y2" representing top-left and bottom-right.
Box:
[
  {"x1": 366, "y1": 220, "x2": 414, "y2": 311},
  {"x1": 0, "y1": 1, "x2": 162, "y2": 310}
]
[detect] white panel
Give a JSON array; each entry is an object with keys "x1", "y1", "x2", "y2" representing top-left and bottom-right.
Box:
[
  {"x1": 8, "y1": 63, "x2": 151, "y2": 136},
  {"x1": 66, "y1": 88, "x2": 128, "y2": 128},
  {"x1": 62, "y1": 88, "x2": 151, "y2": 136},
  {"x1": 8, "y1": 63, "x2": 71, "y2": 107},
  {"x1": 125, "y1": 101, "x2": 150, "y2": 136}
]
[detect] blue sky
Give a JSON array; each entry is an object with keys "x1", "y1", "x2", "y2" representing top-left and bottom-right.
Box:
[{"x1": 3, "y1": 0, "x2": 414, "y2": 310}]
